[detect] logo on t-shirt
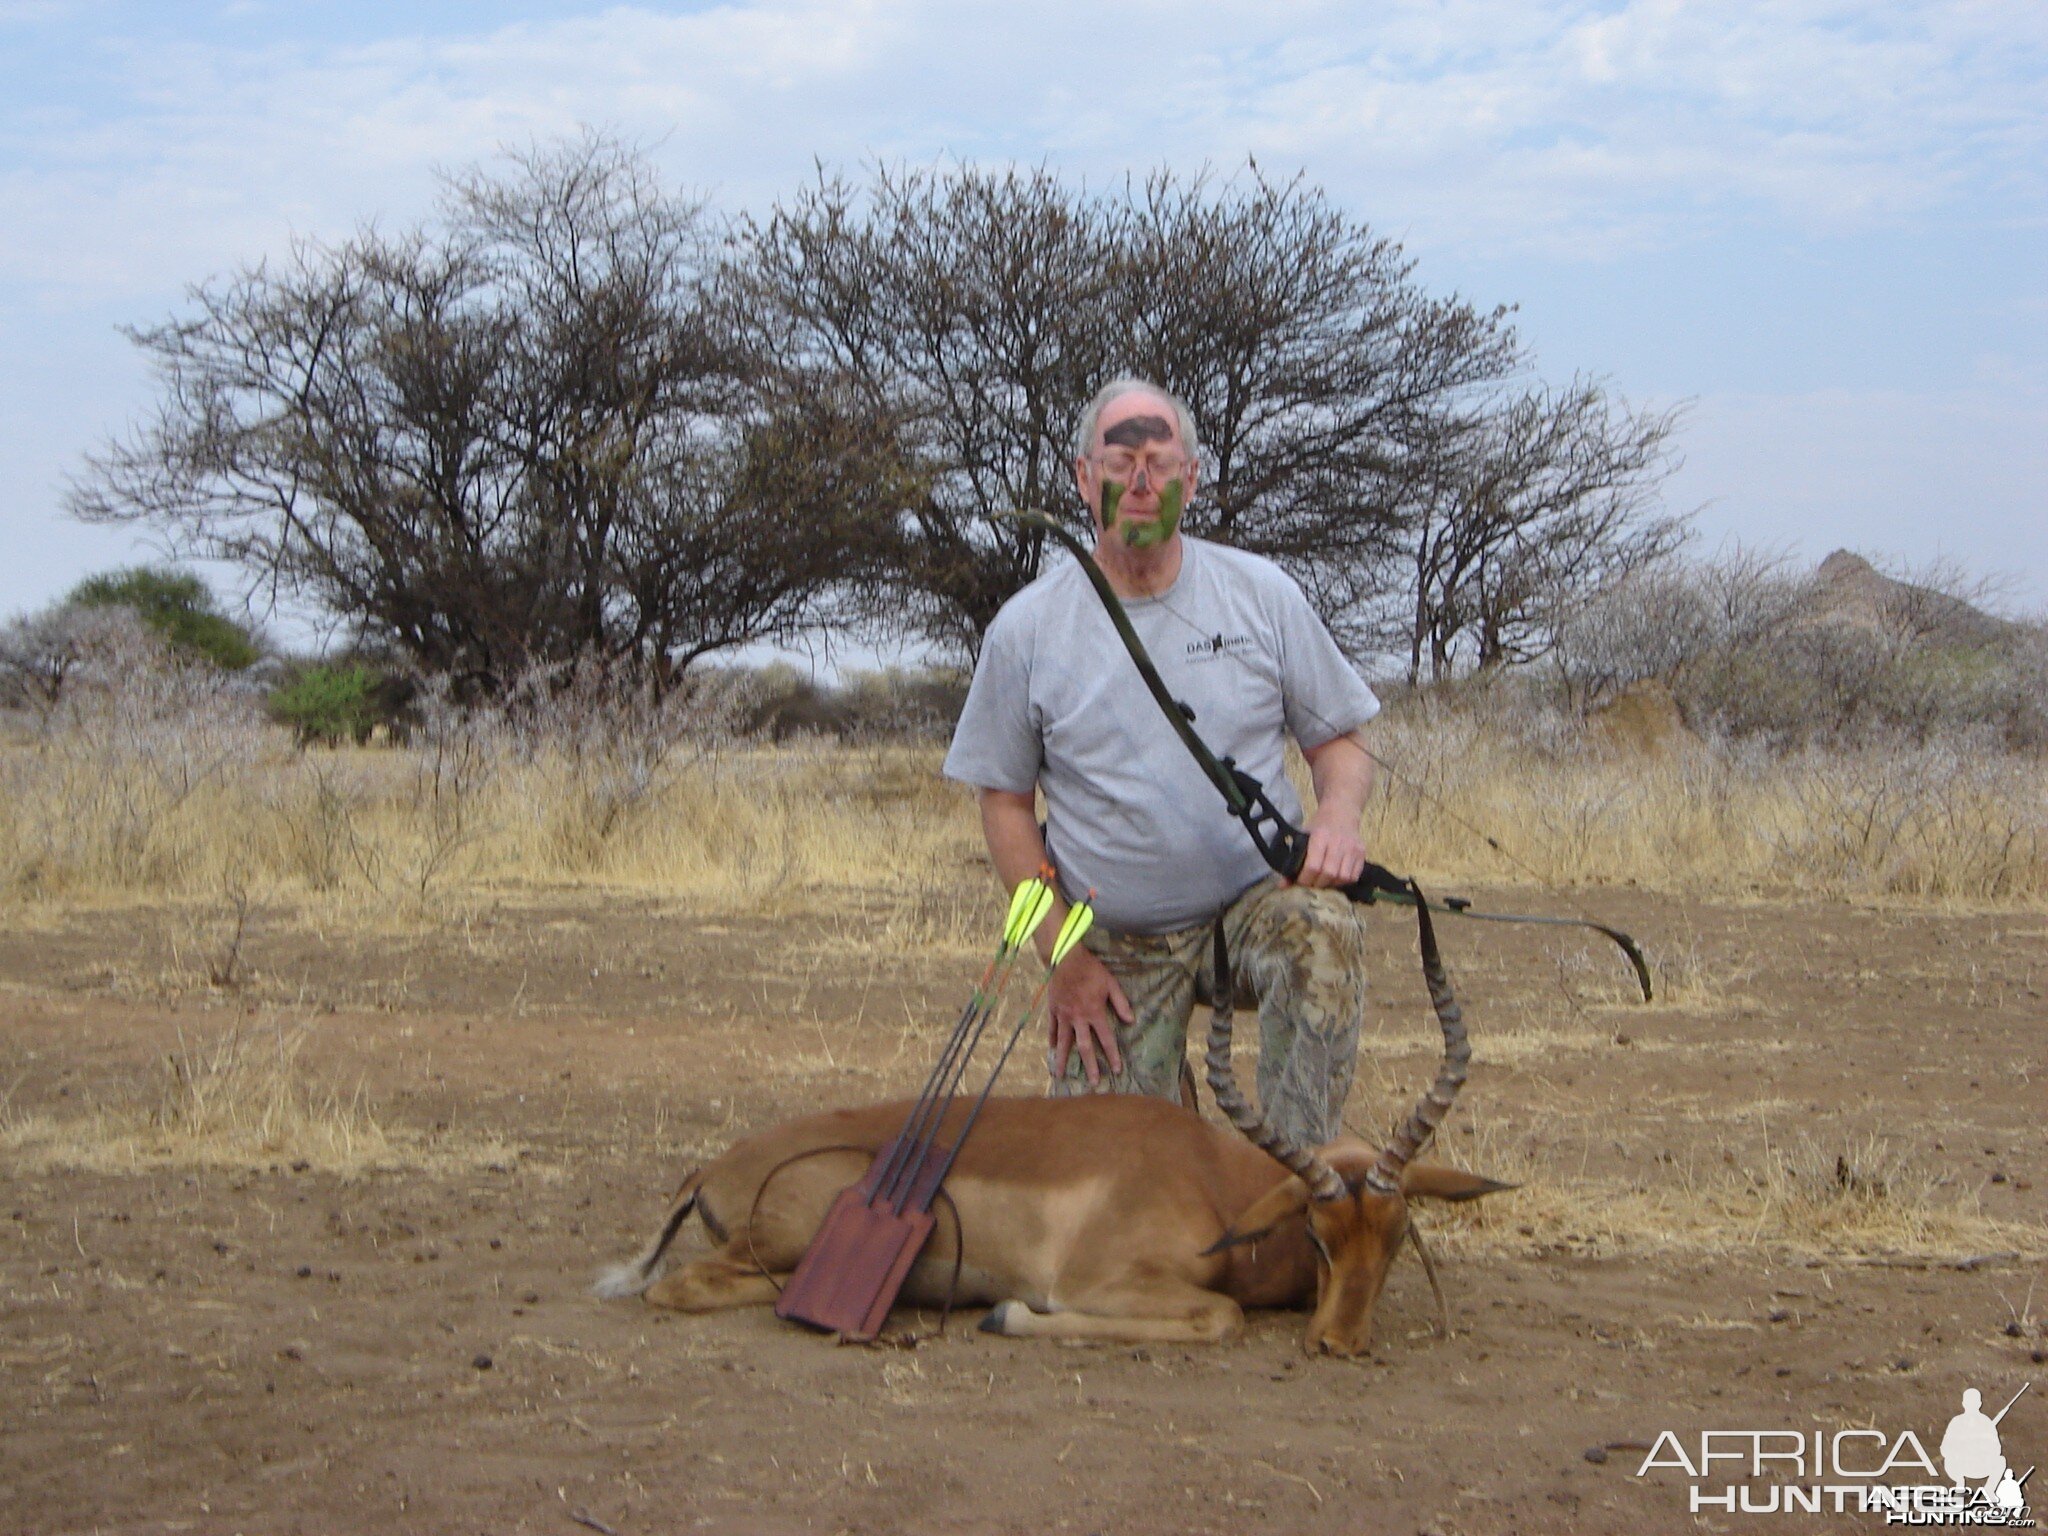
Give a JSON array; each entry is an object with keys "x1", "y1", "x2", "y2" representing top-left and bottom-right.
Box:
[{"x1": 1185, "y1": 632, "x2": 1257, "y2": 662}]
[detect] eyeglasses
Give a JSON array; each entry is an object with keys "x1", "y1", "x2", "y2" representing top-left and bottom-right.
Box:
[{"x1": 1090, "y1": 451, "x2": 1192, "y2": 485}]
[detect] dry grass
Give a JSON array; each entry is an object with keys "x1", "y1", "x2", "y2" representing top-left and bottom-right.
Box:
[
  {"x1": 0, "y1": 1023, "x2": 516, "y2": 1177},
  {"x1": 2, "y1": 675, "x2": 2041, "y2": 920},
  {"x1": 1358, "y1": 707, "x2": 2047, "y2": 904},
  {"x1": 1419, "y1": 1118, "x2": 2046, "y2": 1265},
  {"x1": 1545, "y1": 934, "x2": 1757, "y2": 1014},
  {"x1": 0, "y1": 730, "x2": 981, "y2": 915}
]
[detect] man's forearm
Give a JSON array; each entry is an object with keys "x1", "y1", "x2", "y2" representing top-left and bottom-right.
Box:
[
  {"x1": 977, "y1": 787, "x2": 1068, "y2": 962},
  {"x1": 1304, "y1": 732, "x2": 1374, "y2": 826}
]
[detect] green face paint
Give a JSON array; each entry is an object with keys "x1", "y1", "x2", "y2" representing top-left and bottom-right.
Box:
[
  {"x1": 1123, "y1": 477, "x2": 1186, "y2": 551},
  {"x1": 1099, "y1": 478, "x2": 1125, "y2": 533}
]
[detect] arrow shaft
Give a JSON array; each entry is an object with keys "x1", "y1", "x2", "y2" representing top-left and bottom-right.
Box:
[
  {"x1": 877, "y1": 938, "x2": 1034, "y2": 1206},
  {"x1": 872, "y1": 877, "x2": 1052, "y2": 1204},
  {"x1": 875, "y1": 873, "x2": 1059, "y2": 1207},
  {"x1": 922, "y1": 901, "x2": 1095, "y2": 1200}
]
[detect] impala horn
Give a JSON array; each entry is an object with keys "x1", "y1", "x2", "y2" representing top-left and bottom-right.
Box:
[
  {"x1": 1202, "y1": 923, "x2": 1346, "y2": 1203},
  {"x1": 1362, "y1": 897, "x2": 1471, "y2": 1197}
]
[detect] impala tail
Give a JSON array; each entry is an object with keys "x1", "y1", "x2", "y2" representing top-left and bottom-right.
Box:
[{"x1": 593, "y1": 1168, "x2": 703, "y2": 1299}]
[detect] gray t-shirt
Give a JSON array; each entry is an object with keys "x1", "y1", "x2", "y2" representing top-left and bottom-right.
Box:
[{"x1": 943, "y1": 535, "x2": 1380, "y2": 934}]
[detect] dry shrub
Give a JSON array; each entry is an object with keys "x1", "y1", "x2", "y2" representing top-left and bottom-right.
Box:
[
  {"x1": 0, "y1": 612, "x2": 274, "y2": 897},
  {"x1": 4, "y1": 1025, "x2": 390, "y2": 1175},
  {"x1": 1774, "y1": 736, "x2": 2044, "y2": 900},
  {"x1": 0, "y1": 651, "x2": 977, "y2": 915},
  {"x1": 1551, "y1": 548, "x2": 2048, "y2": 750}
]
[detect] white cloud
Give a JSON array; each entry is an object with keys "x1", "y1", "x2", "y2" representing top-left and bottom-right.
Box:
[
  {"x1": 1205, "y1": 0, "x2": 2046, "y2": 253},
  {"x1": 2, "y1": 0, "x2": 2044, "y2": 611},
  {"x1": 3, "y1": 0, "x2": 2042, "y2": 298}
]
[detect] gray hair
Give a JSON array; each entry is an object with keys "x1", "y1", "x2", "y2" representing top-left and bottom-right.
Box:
[{"x1": 1072, "y1": 377, "x2": 1201, "y2": 463}]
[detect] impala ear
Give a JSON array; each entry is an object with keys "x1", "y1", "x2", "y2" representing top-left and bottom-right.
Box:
[
  {"x1": 1203, "y1": 1175, "x2": 1311, "y2": 1254},
  {"x1": 1400, "y1": 1163, "x2": 1516, "y2": 1203}
]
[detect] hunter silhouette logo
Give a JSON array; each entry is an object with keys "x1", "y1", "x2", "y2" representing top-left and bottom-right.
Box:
[
  {"x1": 1184, "y1": 631, "x2": 1254, "y2": 661},
  {"x1": 1635, "y1": 1380, "x2": 2035, "y2": 1524},
  {"x1": 1943, "y1": 1388, "x2": 2023, "y2": 1493}
]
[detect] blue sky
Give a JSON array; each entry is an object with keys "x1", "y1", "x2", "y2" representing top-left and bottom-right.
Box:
[{"x1": 4, "y1": 0, "x2": 2043, "y2": 646}]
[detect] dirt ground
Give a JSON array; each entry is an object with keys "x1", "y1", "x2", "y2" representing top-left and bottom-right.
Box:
[{"x1": 3, "y1": 880, "x2": 2044, "y2": 1535}]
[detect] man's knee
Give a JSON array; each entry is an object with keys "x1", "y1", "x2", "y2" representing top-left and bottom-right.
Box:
[
  {"x1": 1229, "y1": 885, "x2": 1369, "y2": 1000},
  {"x1": 1258, "y1": 882, "x2": 1368, "y2": 941}
]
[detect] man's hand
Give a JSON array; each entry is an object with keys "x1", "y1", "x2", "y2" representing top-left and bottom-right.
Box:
[
  {"x1": 975, "y1": 786, "x2": 1130, "y2": 1084},
  {"x1": 1287, "y1": 801, "x2": 1369, "y2": 890},
  {"x1": 1047, "y1": 946, "x2": 1131, "y2": 1087},
  {"x1": 1290, "y1": 732, "x2": 1374, "y2": 890}
]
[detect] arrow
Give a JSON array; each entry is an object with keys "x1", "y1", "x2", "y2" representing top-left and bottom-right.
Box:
[
  {"x1": 934, "y1": 892, "x2": 1099, "y2": 1181},
  {"x1": 872, "y1": 869, "x2": 1053, "y2": 1207}
]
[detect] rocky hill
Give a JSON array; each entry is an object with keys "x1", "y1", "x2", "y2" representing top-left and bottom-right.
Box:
[{"x1": 1806, "y1": 550, "x2": 2016, "y2": 647}]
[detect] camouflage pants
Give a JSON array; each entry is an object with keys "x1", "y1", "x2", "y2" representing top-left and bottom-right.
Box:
[{"x1": 1046, "y1": 877, "x2": 1368, "y2": 1147}]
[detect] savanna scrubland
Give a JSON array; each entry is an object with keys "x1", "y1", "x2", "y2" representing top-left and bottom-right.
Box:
[{"x1": 3, "y1": 551, "x2": 2044, "y2": 1535}]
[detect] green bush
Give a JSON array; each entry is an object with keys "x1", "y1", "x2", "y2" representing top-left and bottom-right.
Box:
[
  {"x1": 68, "y1": 566, "x2": 260, "y2": 671},
  {"x1": 269, "y1": 665, "x2": 381, "y2": 746}
]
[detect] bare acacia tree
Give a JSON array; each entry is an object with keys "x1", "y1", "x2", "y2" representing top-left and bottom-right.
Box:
[
  {"x1": 73, "y1": 138, "x2": 1685, "y2": 681},
  {"x1": 746, "y1": 162, "x2": 1680, "y2": 663},
  {"x1": 69, "y1": 135, "x2": 887, "y2": 695},
  {"x1": 1397, "y1": 380, "x2": 1687, "y2": 683},
  {"x1": 1113, "y1": 168, "x2": 1519, "y2": 646},
  {"x1": 738, "y1": 163, "x2": 1121, "y2": 654}
]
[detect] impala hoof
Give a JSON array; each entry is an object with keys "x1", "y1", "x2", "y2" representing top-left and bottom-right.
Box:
[{"x1": 979, "y1": 1300, "x2": 1023, "y2": 1335}]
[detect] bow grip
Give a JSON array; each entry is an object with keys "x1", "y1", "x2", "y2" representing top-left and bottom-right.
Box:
[{"x1": 1269, "y1": 824, "x2": 1310, "y2": 880}]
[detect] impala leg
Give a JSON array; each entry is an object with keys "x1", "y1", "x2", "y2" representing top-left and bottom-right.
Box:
[
  {"x1": 979, "y1": 1281, "x2": 1244, "y2": 1345},
  {"x1": 643, "y1": 1246, "x2": 784, "y2": 1313}
]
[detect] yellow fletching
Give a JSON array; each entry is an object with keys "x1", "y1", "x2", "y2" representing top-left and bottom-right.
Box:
[
  {"x1": 1016, "y1": 881, "x2": 1057, "y2": 946},
  {"x1": 1001, "y1": 876, "x2": 1048, "y2": 946},
  {"x1": 1047, "y1": 901, "x2": 1095, "y2": 966}
]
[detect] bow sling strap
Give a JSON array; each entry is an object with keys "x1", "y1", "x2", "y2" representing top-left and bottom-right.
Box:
[{"x1": 1008, "y1": 510, "x2": 1654, "y2": 1004}]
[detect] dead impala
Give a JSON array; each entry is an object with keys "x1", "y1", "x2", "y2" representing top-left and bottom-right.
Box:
[{"x1": 597, "y1": 928, "x2": 1509, "y2": 1354}]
